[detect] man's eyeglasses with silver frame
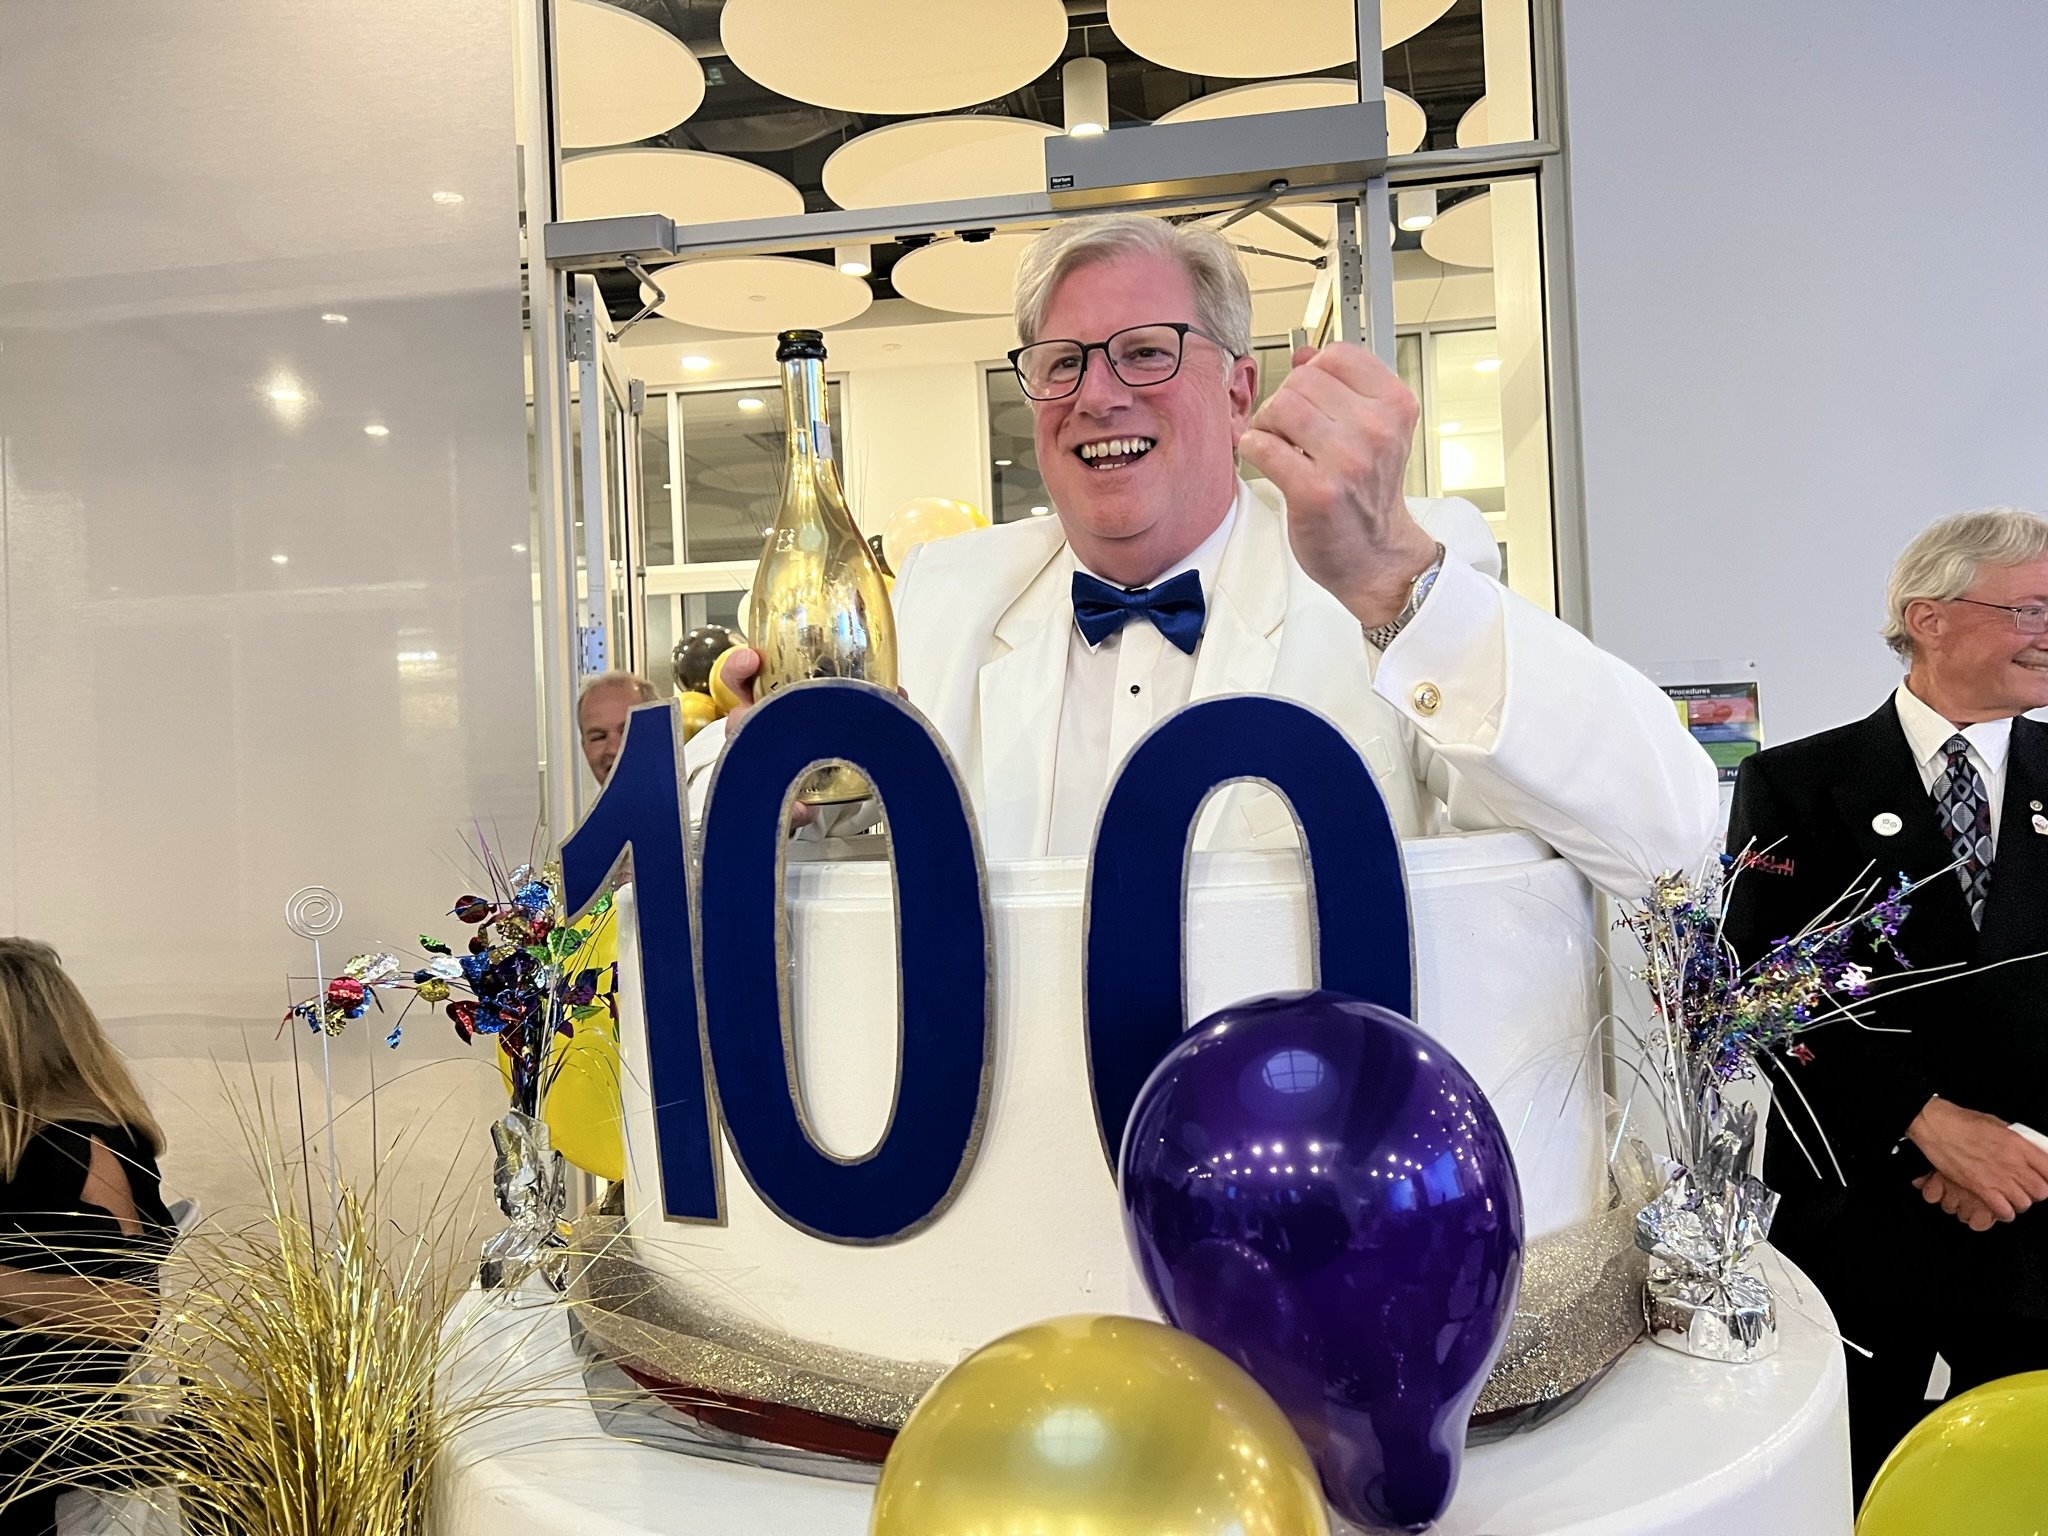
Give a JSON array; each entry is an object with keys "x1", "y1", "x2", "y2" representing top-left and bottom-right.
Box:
[
  {"x1": 1949, "y1": 597, "x2": 2048, "y2": 636},
  {"x1": 1008, "y1": 322, "x2": 1233, "y2": 402}
]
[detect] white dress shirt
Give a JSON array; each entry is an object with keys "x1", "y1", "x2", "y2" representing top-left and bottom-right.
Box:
[
  {"x1": 1893, "y1": 680, "x2": 2013, "y2": 846},
  {"x1": 1046, "y1": 505, "x2": 1237, "y2": 856}
]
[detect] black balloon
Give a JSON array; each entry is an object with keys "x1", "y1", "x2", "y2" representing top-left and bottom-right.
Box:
[{"x1": 673, "y1": 625, "x2": 741, "y2": 694}]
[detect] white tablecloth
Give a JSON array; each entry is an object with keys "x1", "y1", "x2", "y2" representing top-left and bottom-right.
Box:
[{"x1": 432, "y1": 1252, "x2": 1852, "y2": 1536}]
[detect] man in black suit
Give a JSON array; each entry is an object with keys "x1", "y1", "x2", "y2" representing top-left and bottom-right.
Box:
[{"x1": 1726, "y1": 507, "x2": 2048, "y2": 1498}]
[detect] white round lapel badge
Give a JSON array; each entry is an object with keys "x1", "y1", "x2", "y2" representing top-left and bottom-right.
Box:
[{"x1": 1872, "y1": 812, "x2": 1903, "y2": 837}]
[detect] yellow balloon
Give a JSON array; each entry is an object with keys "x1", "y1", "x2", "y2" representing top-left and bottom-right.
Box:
[
  {"x1": 676, "y1": 690, "x2": 719, "y2": 741},
  {"x1": 707, "y1": 645, "x2": 748, "y2": 716},
  {"x1": 880, "y1": 495, "x2": 988, "y2": 575},
  {"x1": 870, "y1": 1314, "x2": 1329, "y2": 1536},
  {"x1": 493, "y1": 915, "x2": 623, "y2": 1181},
  {"x1": 1859, "y1": 1370, "x2": 2048, "y2": 1535}
]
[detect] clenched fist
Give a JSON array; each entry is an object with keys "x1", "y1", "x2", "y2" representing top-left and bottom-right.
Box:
[{"x1": 1237, "y1": 343, "x2": 1440, "y2": 628}]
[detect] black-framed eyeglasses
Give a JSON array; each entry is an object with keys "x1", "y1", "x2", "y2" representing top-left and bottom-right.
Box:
[
  {"x1": 1948, "y1": 596, "x2": 2048, "y2": 635},
  {"x1": 1008, "y1": 322, "x2": 1235, "y2": 401}
]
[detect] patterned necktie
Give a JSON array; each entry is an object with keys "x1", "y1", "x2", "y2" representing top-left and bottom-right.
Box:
[
  {"x1": 1932, "y1": 734, "x2": 1994, "y2": 929},
  {"x1": 1070, "y1": 569, "x2": 1207, "y2": 655}
]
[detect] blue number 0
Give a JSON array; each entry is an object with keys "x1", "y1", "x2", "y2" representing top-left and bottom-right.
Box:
[
  {"x1": 697, "y1": 682, "x2": 994, "y2": 1244},
  {"x1": 1084, "y1": 695, "x2": 1414, "y2": 1165}
]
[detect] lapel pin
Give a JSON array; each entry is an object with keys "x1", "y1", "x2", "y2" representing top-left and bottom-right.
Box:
[
  {"x1": 2034, "y1": 813, "x2": 2048, "y2": 837},
  {"x1": 2032, "y1": 800, "x2": 2043, "y2": 812},
  {"x1": 1872, "y1": 811, "x2": 1903, "y2": 837}
]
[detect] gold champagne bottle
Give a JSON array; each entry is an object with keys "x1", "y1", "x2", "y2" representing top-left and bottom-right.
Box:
[{"x1": 750, "y1": 328, "x2": 898, "y2": 803}]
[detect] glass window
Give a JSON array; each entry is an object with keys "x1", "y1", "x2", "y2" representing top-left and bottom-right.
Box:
[
  {"x1": 1393, "y1": 172, "x2": 1553, "y2": 610},
  {"x1": 641, "y1": 392, "x2": 675, "y2": 566},
  {"x1": 1395, "y1": 332, "x2": 1428, "y2": 500},
  {"x1": 674, "y1": 380, "x2": 844, "y2": 564},
  {"x1": 986, "y1": 368, "x2": 1047, "y2": 526}
]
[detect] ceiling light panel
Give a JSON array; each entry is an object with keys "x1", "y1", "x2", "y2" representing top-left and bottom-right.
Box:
[
  {"x1": 562, "y1": 148, "x2": 803, "y2": 227},
  {"x1": 823, "y1": 116, "x2": 1058, "y2": 209},
  {"x1": 888, "y1": 233, "x2": 1043, "y2": 317},
  {"x1": 557, "y1": 0, "x2": 706, "y2": 149},
  {"x1": 1158, "y1": 78, "x2": 1427, "y2": 157},
  {"x1": 650, "y1": 256, "x2": 874, "y2": 333},
  {"x1": 720, "y1": 0, "x2": 1067, "y2": 115},
  {"x1": 1108, "y1": 0, "x2": 1453, "y2": 77}
]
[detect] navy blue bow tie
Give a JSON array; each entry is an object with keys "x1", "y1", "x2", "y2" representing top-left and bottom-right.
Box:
[{"x1": 1071, "y1": 569, "x2": 1206, "y2": 655}]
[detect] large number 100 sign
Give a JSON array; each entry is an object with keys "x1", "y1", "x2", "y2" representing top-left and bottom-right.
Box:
[{"x1": 561, "y1": 682, "x2": 1412, "y2": 1246}]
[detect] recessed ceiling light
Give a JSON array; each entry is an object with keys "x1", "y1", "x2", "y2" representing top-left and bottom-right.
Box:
[
  {"x1": 1473, "y1": 357, "x2": 1501, "y2": 373},
  {"x1": 270, "y1": 553, "x2": 290, "y2": 565},
  {"x1": 680, "y1": 355, "x2": 713, "y2": 372},
  {"x1": 1029, "y1": 505, "x2": 1050, "y2": 517},
  {"x1": 1439, "y1": 421, "x2": 1463, "y2": 435},
  {"x1": 320, "y1": 313, "x2": 349, "y2": 325},
  {"x1": 511, "y1": 543, "x2": 528, "y2": 554},
  {"x1": 736, "y1": 397, "x2": 766, "y2": 413},
  {"x1": 363, "y1": 423, "x2": 390, "y2": 438},
  {"x1": 432, "y1": 190, "x2": 465, "y2": 206},
  {"x1": 266, "y1": 384, "x2": 306, "y2": 404},
  {"x1": 995, "y1": 458, "x2": 1013, "y2": 467}
]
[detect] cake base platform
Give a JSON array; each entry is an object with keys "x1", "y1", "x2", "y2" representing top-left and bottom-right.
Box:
[{"x1": 432, "y1": 1251, "x2": 1851, "y2": 1536}]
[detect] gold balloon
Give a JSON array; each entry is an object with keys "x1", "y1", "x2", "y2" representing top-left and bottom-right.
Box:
[
  {"x1": 880, "y1": 495, "x2": 989, "y2": 575},
  {"x1": 676, "y1": 691, "x2": 719, "y2": 741},
  {"x1": 707, "y1": 645, "x2": 748, "y2": 717},
  {"x1": 1859, "y1": 1370, "x2": 2048, "y2": 1535},
  {"x1": 870, "y1": 1314, "x2": 1330, "y2": 1536}
]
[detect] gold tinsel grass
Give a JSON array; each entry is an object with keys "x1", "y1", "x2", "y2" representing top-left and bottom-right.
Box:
[{"x1": 0, "y1": 1100, "x2": 623, "y2": 1533}]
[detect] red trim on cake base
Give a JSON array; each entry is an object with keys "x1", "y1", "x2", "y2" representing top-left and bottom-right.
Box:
[{"x1": 617, "y1": 1361, "x2": 898, "y2": 1463}]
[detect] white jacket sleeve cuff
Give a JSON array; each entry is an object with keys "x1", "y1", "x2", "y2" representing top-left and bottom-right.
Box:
[{"x1": 1369, "y1": 557, "x2": 1507, "y2": 750}]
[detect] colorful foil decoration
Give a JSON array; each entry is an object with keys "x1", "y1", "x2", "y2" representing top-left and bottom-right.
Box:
[
  {"x1": 278, "y1": 852, "x2": 616, "y2": 1093},
  {"x1": 1618, "y1": 856, "x2": 1913, "y2": 1362}
]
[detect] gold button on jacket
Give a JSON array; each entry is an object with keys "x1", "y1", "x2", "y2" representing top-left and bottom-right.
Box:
[{"x1": 1411, "y1": 681, "x2": 1442, "y2": 716}]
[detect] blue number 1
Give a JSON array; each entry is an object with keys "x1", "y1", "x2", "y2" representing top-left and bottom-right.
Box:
[{"x1": 560, "y1": 701, "x2": 721, "y2": 1221}]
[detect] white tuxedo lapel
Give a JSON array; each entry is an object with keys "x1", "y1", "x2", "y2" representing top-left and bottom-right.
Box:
[
  {"x1": 1190, "y1": 484, "x2": 1286, "y2": 703},
  {"x1": 973, "y1": 546, "x2": 1071, "y2": 858}
]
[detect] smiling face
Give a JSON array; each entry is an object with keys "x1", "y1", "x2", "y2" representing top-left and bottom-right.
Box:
[
  {"x1": 1906, "y1": 555, "x2": 2048, "y2": 722},
  {"x1": 578, "y1": 681, "x2": 637, "y2": 784},
  {"x1": 1029, "y1": 253, "x2": 1258, "y2": 586}
]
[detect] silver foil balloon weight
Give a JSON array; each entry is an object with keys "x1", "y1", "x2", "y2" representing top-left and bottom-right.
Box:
[
  {"x1": 480, "y1": 1108, "x2": 569, "y2": 1292},
  {"x1": 1635, "y1": 1092, "x2": 1782, "y2": 1363}
]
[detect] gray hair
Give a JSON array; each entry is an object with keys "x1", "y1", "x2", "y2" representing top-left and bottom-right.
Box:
[
  {"x1": 576, "y1": 669, "x2": 659, "y2": 716},
  {"x1": 1883, "y1": 506, "x2": 2048, "y2": 658},
  {"x1": 1013, "y1": 214, "x2": 1254, "y2": 361}
]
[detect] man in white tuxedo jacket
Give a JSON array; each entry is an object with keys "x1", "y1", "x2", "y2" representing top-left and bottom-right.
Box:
[{"x1": 696, "y1": 214, "x2": 1716, "y2": 900}]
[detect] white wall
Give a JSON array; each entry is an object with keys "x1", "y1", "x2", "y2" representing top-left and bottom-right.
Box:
[
  {"x1": 0, "y1": 0, "x2": 534, "y2": 1227},
  {"x1": 1563, "y1": 0, "x2": 2048, "y2": 746},
  {"x1": 841, "y1": 362, "x2": 992, "y2": 535}
]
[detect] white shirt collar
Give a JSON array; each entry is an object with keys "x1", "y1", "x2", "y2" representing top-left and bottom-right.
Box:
[{"x1": 1893, "y1": 679, "x2": 2014, "y2": 777}]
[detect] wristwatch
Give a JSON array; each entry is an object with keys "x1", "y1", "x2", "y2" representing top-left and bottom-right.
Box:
[{"x1": 1363, "y1": 542, "x2": 1447, "y2": 651}]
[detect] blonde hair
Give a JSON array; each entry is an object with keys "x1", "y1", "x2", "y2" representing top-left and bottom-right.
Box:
[
  {"x1": 0, "y1": 938, "x2": 165, "y2": 1181},
  {"x1": 1883, "y1": 506, "x2": 2048, "y2": 659},
  {"x1": 1013, "y1": 214, "x2": 1254, "y2": 361}
]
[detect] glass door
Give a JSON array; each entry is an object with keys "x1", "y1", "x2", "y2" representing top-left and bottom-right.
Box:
[{"x1": 570, "y1": 274, "x2": 647, "y2": 683}]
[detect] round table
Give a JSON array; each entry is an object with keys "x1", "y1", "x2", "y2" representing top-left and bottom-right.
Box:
[{"x1": 432, "y1": 1252, "x2": 1852, "y2": 1536}]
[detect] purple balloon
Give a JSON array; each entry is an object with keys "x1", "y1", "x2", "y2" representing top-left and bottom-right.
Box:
[{"x1": 1118, "y1": 990, "x2": 1523, "y2": 1533}]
